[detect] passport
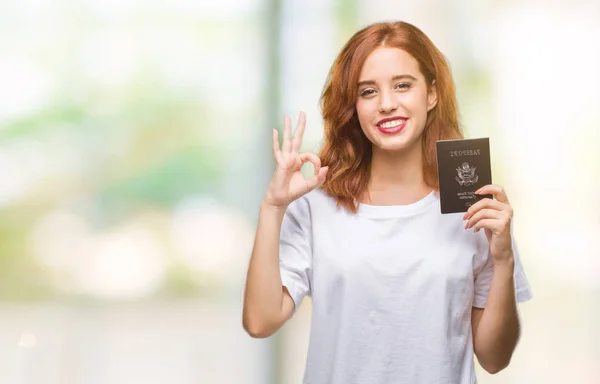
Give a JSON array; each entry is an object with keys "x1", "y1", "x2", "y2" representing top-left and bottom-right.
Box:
[{"x1": 435, "y1": 138, "x2": 493, "y2": 214}]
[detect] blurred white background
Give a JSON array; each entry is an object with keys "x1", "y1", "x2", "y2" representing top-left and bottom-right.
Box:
[{"x1": 0, "y1": 0, "x2": 598, "y2": 383}]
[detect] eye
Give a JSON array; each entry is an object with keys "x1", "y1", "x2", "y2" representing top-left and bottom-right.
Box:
[
  {"x1": 360, "y1": 89, "x2": 376, "y2": 97},
  {"x1": 395, "y1": 82, "x2": 411, "y2": 90}
]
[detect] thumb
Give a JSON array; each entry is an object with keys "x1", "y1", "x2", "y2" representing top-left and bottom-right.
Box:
[{"x1": 305, "y1": 166, "x2": 328, "y2": 190}]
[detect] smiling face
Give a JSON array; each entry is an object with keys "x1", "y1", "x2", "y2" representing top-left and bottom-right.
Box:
[{"x1": 355, "y1": 47, "x2": 438, "y2": 153}]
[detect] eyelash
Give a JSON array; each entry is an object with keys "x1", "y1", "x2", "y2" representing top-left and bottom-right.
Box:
[{"x1": 360, "y1": 82, "x2": 411, "y2": 97}]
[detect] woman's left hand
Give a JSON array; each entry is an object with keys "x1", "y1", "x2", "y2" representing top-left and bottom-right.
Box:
[{"x1": 463, "y1": 185, "x2": 514, "y2": 263}]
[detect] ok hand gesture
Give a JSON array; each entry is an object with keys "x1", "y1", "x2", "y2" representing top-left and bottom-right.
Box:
[{"x1": 263, "y1": 112, "x2": 328, "y2": 209}]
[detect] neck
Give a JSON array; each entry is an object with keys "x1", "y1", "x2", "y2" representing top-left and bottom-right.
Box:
[{"x1": 365, "y1": 140, "x2": 432, "y2": 205}]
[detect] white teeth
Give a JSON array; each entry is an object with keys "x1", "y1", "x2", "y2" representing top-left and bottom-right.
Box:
[{"x1": 380, "y1": 119, "x2": 404, "y2": 128}]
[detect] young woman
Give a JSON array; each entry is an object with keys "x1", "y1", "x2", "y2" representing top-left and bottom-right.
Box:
[{"x1": 243, "y1": 21, "x2": 532, "y2": 383}]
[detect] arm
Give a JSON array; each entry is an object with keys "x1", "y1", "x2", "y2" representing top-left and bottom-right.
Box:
[
  {"x1": 465, "y1": 185, "x2": 527, "y2": 374},
  {"x1": 471, "y1": 256, "x2": 520, "y2": 374},
  {"x1": 242, "y1": 112, "x2": 327, "y2": 338},
  {"x1": 242, "y1": 202, "x2": 295, "y2": 338}
]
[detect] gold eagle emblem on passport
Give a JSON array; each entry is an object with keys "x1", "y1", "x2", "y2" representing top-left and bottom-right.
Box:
[{"x1": 455, "y1": 162, "x2": 479, "y2": 186}]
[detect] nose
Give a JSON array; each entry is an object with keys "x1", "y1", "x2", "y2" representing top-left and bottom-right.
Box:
[{"x1": 377, "y1": 89, "x2": 398, "y2": 114}]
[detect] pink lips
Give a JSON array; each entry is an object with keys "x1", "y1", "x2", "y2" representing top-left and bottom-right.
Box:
[{"x1": 376, "y1": 118, "x2": 408, "y2": 135}]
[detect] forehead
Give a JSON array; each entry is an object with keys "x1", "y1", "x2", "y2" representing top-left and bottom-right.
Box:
[{"x1": 358, "y1": 47, "x2": 421, "y2": 81}]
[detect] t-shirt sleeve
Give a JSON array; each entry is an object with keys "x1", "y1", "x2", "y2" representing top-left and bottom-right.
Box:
[
  {"x1": 473, "y1": 231, "x2": 533, "y2": 308},
  {"x1": 279, "y1": 197, "x2": 313, "y2": 316}
]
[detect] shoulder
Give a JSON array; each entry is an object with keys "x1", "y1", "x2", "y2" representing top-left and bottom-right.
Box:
[
  {"x1": 286, "y1": 188, "x2": 342, "y2": 222},
  {"x1": 292, "y1": 187, "x2": 339, "y2": 209}
]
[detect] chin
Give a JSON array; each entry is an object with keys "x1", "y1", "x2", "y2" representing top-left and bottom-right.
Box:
[
  {"x1": 376, "y1": 142, "x2": 412, "y2": 152},
  {"x1": 371, "y1": 133, "x2": 413, "y2": 151}
]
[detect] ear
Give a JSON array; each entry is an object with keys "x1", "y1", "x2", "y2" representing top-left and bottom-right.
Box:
[{"x1": 427, "y1": 80, "x2": 438, "y2": 111}]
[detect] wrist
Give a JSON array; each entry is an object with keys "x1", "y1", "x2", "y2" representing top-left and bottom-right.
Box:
[
  {"x1": 493, "y1": 254, "x2": 515, "y2": 275},
  {"x1": 260, "y1": 199, "x2": 288, "y2": 215}
]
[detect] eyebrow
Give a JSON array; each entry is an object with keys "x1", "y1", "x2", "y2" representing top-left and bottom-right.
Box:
[{"x1": 357, "y1": 74, "x2": 417, "y2": 88}]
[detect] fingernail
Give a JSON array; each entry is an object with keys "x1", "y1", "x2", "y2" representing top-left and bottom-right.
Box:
[{"x1": 475, "y1": 189, "x2": 482, "y2": 194}]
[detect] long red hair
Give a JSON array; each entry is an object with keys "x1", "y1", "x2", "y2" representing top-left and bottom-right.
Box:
[{"x1": 319, "y1": 21, "x2": 463, "y2": 213}]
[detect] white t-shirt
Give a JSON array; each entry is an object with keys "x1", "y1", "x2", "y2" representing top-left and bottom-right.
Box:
[{"x1": 279, "y1": 188, "x2": 532, "y2": 384}]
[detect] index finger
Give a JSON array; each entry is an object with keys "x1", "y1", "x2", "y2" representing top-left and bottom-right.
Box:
[
  {"x1": 475, "y1": 184, "x2": 509, "y2": 204},
  {"x1": 299, "y1": 152, "x2": 322, "y2": 170}
]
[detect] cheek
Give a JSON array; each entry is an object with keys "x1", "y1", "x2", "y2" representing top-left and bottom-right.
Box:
[
  {"x1": 418, "y1": 91, "x2": 432, "y2": 114},
  {"x1": 355, "y1": 100, "x2": 373, "y2": 127},
  {"x1": 398, "y1": 95, "x2": 427, "y2": 122}
]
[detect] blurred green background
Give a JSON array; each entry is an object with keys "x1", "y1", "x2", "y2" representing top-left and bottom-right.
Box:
[{"x1": 0, "y1": 0, "x2": 598, "y2": 383}]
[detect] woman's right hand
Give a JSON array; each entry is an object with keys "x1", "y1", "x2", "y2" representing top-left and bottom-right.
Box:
[{"x1": 263, "y1": 112, "x2": 328, "y2": 209}]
